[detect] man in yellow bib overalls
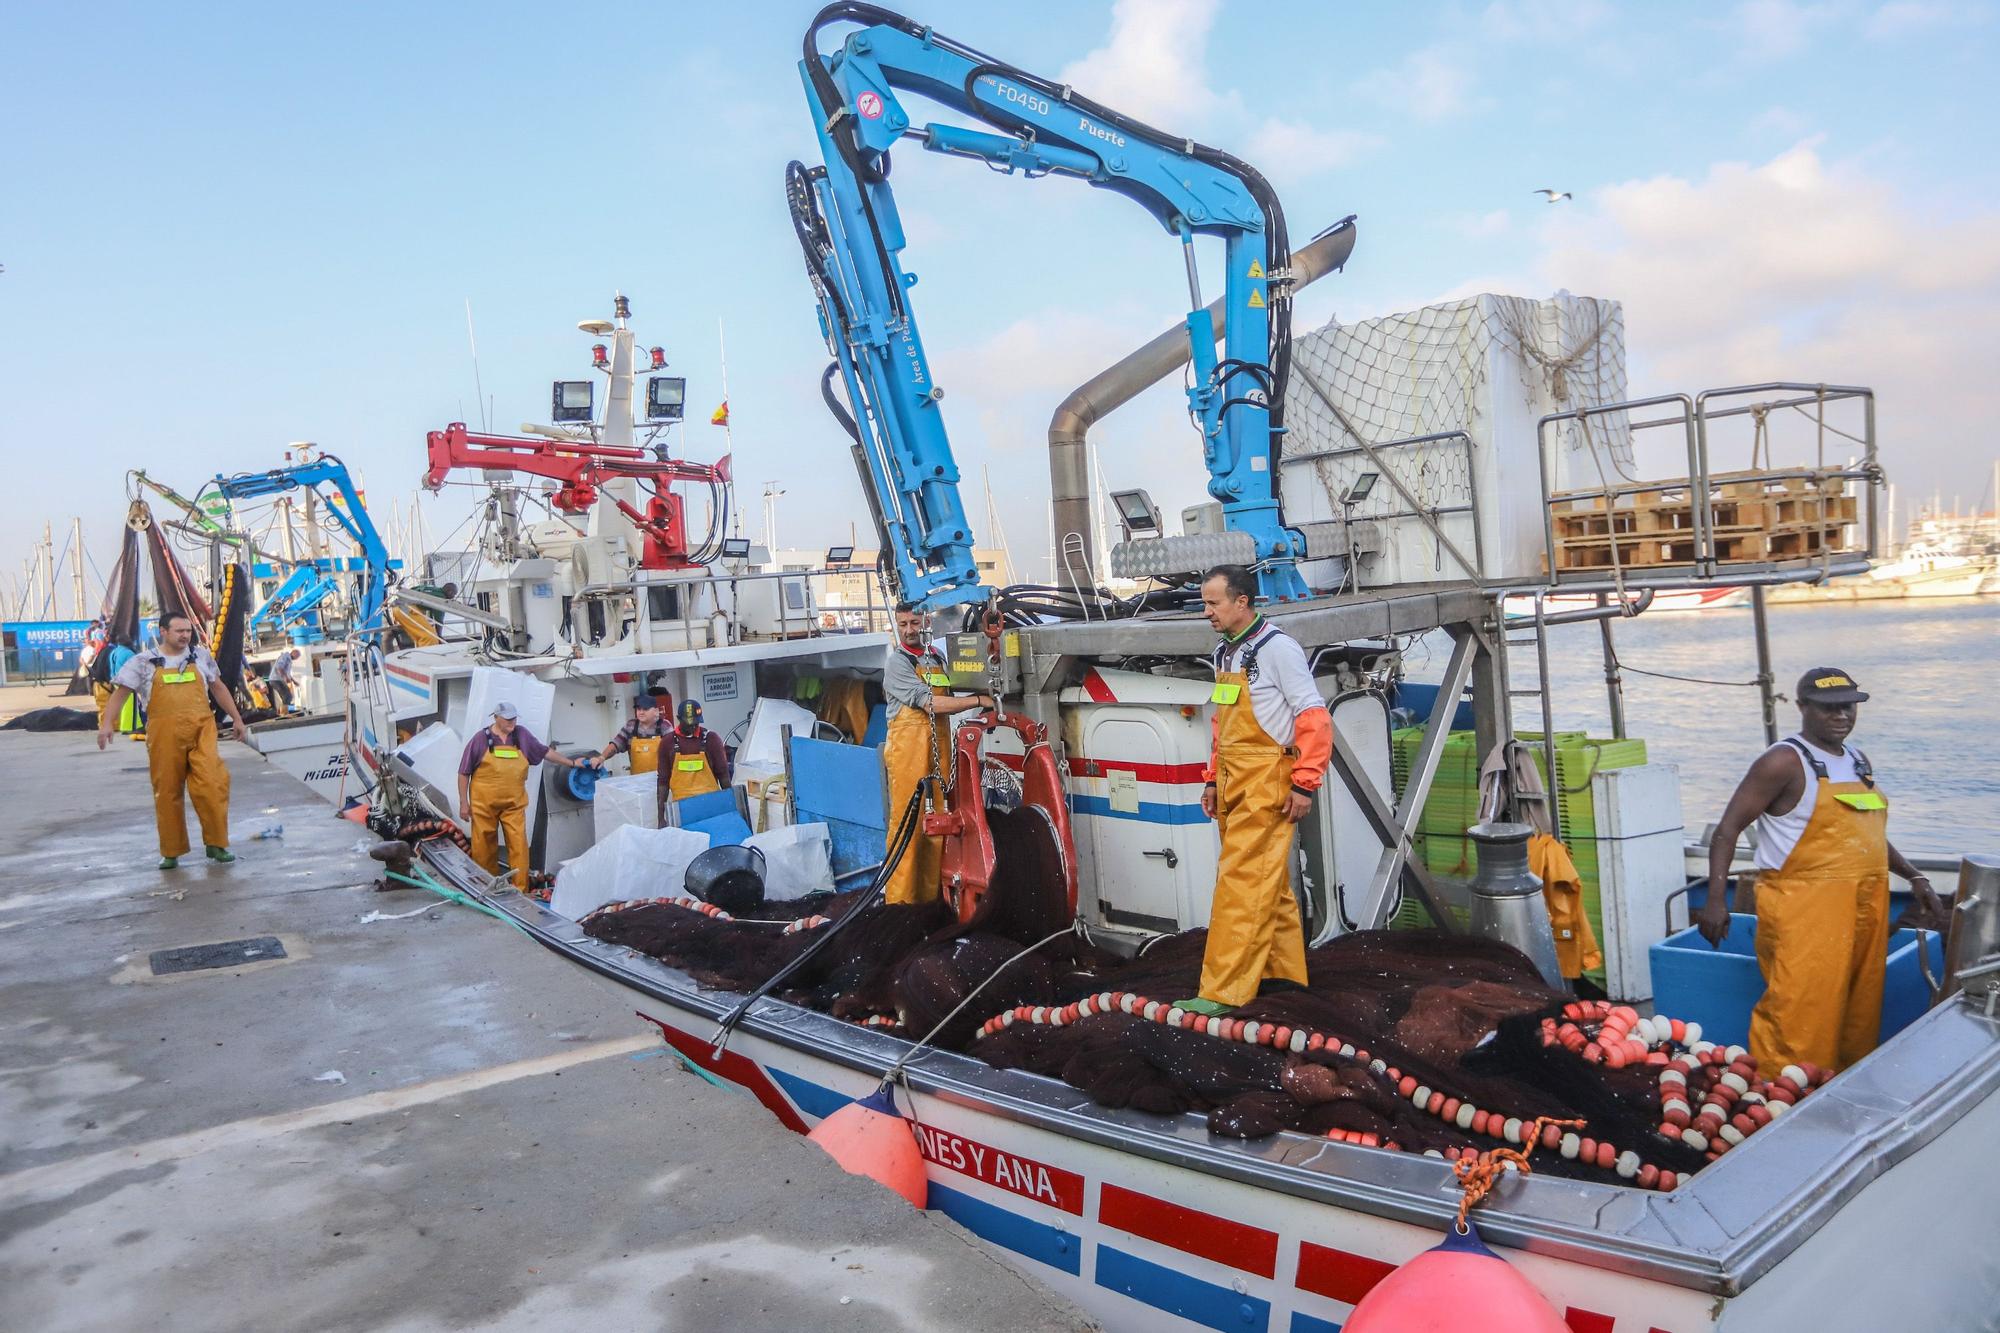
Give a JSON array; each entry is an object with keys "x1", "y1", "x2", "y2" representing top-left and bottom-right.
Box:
[
  {"x1": 590, "y1": 693, "x2": 668, "y2": 776},
  {"x1": 456, "y1": 702, "x2": 589, "y2": 891},
  {"x1": 1180, "y1": 567, "x2": 1334, "y2": 1016},
  {"x1": 881, "y1": 603, "x2": 992, "y2": 906},
  {"x1": 658, "y1": 699, "x2": 733, "y2": 815},
  {"x1": 1701, "y1": 668, "x2": 1941, "y2": 1072},
  {"x1": 97, "y1": 612, "x2": 251, "y2": 870}
]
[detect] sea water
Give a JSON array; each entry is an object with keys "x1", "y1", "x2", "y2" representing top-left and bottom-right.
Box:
[{"x1": 1410, "y1": 598, "x2": 2000, "y2": 853}]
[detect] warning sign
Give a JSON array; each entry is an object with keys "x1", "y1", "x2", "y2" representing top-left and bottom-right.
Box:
[
  {"x1": 1248, "y1": 289, "x2": 1266, "y2": 309},
  {"x1": 1247, "y1": 259, "x2": 1264, "y2": 278},
  {"x1": 856, "y1": 91, "x2": 884, "y2": 120}
]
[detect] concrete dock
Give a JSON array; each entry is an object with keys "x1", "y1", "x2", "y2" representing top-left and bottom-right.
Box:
[{"x1": 0, "y1": 724, "x2": 1092, "y2": 1332}]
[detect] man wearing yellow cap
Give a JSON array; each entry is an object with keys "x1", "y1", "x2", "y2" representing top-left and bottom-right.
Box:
[{"x1": 1700, "y1": 667, "x2": 1941, "y2": 1073}]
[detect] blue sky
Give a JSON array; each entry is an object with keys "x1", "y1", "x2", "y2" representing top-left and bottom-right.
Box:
[{"x1": 4, "y1": 0, "x2": 1995, "y2": 610}]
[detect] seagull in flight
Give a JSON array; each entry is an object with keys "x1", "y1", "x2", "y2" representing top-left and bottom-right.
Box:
[{"x1": 1534, "y1": 189, "x2": 1572, "y2": 203}]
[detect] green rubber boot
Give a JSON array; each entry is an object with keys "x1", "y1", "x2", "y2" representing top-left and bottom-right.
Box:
[
  {"x1": 205, "y1": 845, "x2": 236, "y2": 864},
  {"x1": 158, "y1": 855, "x2": 179, "y2": 871},
  {"x1": 1173, "y1": 997, "x2": 1234, "y2": 1017}
]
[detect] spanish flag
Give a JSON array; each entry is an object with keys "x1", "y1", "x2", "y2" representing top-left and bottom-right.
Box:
[{"x1": 710, "y1": 401, "x2": 729, "y2": 427}]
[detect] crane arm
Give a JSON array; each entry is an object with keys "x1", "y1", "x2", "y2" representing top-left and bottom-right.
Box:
[
  {"x1": 214, "y1": 456, "x2": 393, "y2": 633},
  {"x1": 794, "y1": 4, "x2": 1309, "y2": 605}
]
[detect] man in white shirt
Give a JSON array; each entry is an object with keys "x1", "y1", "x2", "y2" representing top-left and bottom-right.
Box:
[
  {"x1": 1700, "y1": 667, "x2": 1939, "y2": 1073},
  {"x1": 98, "y1": 612, "x2": 250, "y2": 870}
]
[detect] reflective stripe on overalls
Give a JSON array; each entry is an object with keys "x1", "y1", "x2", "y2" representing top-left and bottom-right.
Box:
[
  {"x1": 883, "y1": 655, "x2": 951, "y2": 906},
  {"x1": 146, "y1": 663, "x2": 230, "y2": 857},
  {"x1": 1749, "y1": 739, "x2": 1890, "y2": 1073},
  {"x1": 667, "y1": 731, "x2": 721, "y2": 801},
  {"x1": 627, "y1": 733, "x2": 662, "y2": 777},
  {"x1": 1198, "y1": 667, "x2": 1309, "y2": 1008},
  {"x1": 468, "y1": 739, "x2": 531, "y2": 891}
]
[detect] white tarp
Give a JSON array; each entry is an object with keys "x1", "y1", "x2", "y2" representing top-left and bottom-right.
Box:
[
  {"x1": 463, "y1": 666, "x2": 557, "y2": 828},
  {"x1": 395, "y1": 722, "x2": 464, "y2": 810},
  {"x1": 745, "y1": 822, "x2": 834, "y2": 900},
  {"x1": 550, "y1": 824, "x2": 711, "y2": 921},
  {"x1": 735, "y1": 696, "x2": 817, "y2": 780},
  {"x1": 593, "y1": 772, "x2": 661, "y2": 842}
]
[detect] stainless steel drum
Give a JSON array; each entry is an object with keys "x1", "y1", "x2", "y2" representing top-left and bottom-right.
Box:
[{"x1": 1466, "y1": 821, "x2": 1567, "y2": 990}]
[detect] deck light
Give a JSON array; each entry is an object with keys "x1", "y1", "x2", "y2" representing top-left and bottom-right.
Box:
[
  {"x1": 720, "y1": 537, "x2": 752, "y2": 560},
  {"x1": 825, "y1": 545, "x2": 855, "y2": 566},
  {"x1": 1341, "y1": 473, "x2": 1379, "y2": 507},
  {"x1": 1110, "y1": 488, "x2": 1162, "y2": 537},
  {"x1": 646, "y1": 375, "x2": 687, "y2": 422},
  {"x1": 552, "y1": 380, "x2": 594, "y2": 423}
]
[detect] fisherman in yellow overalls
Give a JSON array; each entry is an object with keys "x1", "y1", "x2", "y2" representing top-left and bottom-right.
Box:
[
  {"x1": 663, "y1": 699, "x2": 732, "y2": 798},
  {"x1": 881, "y1": 603, "x2": 993, "y2": 905},
  {"x1": 1700, "y1": 668, "x2": 1941, "y2": 1072},
  {"x1": 455, "y1": 702, "x2": 589, "y2": 891},
  {"x1": 1180, "y1": 567, "x2": 1335, "y2": 1015},
  {"x1": 589, "y1": 693, "x2": 668, "y2": 776},
  {"x1": 97, "y1": 612, "x2": 251, "y2": 870}
]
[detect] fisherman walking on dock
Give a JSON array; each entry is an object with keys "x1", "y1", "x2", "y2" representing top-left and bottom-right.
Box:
[
  {"x1": 1700, "y1": 668, "x2": 1942, "y2": 1074},
  {"x1": 457, "y1": 702, "x2": 589, "y2": 892},
  {"x1": 96, "y1": 611, "x2": 251, "y2": 870},
  {"x1": 881, "y1": 603, "x2": 992, "y2": 905},
  {"x1": 1181, "y1": 566, "x2": 1334, "y2": 1015}
]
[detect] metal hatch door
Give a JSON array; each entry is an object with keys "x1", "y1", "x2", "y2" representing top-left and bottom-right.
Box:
[{"x1": 1080, "y1": 709, "x2": 1207, "y2": 934}]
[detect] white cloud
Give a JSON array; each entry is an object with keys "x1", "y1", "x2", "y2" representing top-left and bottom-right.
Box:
[
  {"x1": 1059, "y1": 0, "x2": 1227, "y2": 126},
  {"x1": 1749, "y1": 105, "x2": 1811, "y2": 137},
  {"x1": 1351, "y1": 48, "x2": 1475, "y2": 122},
  {"x1": 1529, "y1": 143, "x2": 2000, "y2": 492},
  {"x1": 1457, "y1": 209, "x2": 1512, "y2": 238},
  {"x1": 1481, "y1": 0, "x2": 1614, "y2": 40},
  {"x1": 1730, "y1": 0, "x2": 1841, "y2": 58},
  {"x1": 1865, "y1": 0, "x2": 1989, "y2": 36},
  {"x1": 1243, "y1": 119, "x2": 1383, "y2": 178}
]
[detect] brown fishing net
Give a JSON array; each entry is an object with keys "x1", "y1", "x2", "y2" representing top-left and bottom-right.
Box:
[{"x1": 580, "y1": 889, "x2": 1707, "y2": 1186}]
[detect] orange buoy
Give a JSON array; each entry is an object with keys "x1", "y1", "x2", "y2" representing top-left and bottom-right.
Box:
[
  {"x1": 338, "y1": 798, "x2": 370, "y2": 824},
  {"x1": 1342, "y1": 1221, "x2": 1569, "y2": 1332},
  {"x1": 806, "y1": 1086, "x2": 929, "y2": 1208}
]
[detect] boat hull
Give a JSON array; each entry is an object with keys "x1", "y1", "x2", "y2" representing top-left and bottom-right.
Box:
[{"x1": 426, "y1": 841, "x2": 2000, "y2": 1333}]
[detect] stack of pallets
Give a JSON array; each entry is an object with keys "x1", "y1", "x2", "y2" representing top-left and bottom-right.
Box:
[{"x1": 1547, "y1": 470, "x2": 1859, "y2": 572}]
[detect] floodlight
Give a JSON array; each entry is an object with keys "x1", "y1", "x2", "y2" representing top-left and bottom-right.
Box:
[
  {"x1": 552, "y1": 380, "x2": 594, "y2": 424},
  {"x1": 720, "y1": 537, "x2": 752, "y2": 560},
  {"x1": 645, "y1": 375, "x2": 687, "y2": 422},
  {"x1": 1341, "y1": 472, "x2": 1379, "y2": 506},
  {"x1": 825, "y1": 545, "x2": 855, "y2": 566},
  {"x1": 1109, "y1": 488, "x2": 1162, "y2": 536}
]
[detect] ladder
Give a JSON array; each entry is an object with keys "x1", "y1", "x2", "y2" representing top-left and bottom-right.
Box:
[{"x1": 1498, "y1": 592, "x2": 1562, "y2": 843}]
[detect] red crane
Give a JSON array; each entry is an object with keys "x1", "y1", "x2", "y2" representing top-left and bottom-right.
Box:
[{"x1": 422, "y1": 422, "x2": 729, "y2": 570}]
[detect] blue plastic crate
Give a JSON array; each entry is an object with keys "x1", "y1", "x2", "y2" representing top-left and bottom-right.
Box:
[{"x1": 1650, "y1": 913, "x2": 1943, "y2": 1050}]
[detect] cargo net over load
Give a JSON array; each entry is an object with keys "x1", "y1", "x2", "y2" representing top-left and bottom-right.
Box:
[{"x1": 1280, "y1": 292, "x2": 1632, "y2": 587}]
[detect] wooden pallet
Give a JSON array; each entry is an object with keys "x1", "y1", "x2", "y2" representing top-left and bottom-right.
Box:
[{"x1": 1548, "y1": 470, "x2": 1857, "y2": 571}]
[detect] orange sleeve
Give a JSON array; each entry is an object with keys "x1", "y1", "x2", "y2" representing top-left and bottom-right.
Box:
[
  {"x1": 1291, "y1": 706, "x2": 1333, "y2": 792},
  {"x1": 1204, "y1": 707, "x2": 1220, "y2": 783}
]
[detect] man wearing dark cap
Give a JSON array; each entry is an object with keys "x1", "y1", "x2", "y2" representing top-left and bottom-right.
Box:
[{"x1": 1700, "y1": 668, "x2": 1941, "y2": 1074}]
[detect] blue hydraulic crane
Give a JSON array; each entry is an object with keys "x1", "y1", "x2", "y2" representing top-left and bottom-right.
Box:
[
  {"x1": 792, "y1": 4, "x2": 1311, "y2": 609},
  {"x1": 213, "y1": 455, "x2": 393, "y2": 638}
]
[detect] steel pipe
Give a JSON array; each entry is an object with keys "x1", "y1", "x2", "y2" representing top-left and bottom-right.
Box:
[{"x1": 1048, "y1": 217, "x2": 1357, "y2": 583}]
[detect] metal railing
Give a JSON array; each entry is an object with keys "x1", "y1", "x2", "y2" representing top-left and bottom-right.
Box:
[
  {"x1": 1281, "y1": 429, "x2": 1488, "y2": 586},
  {"x1": 1535, "y1": 383, "x2": 1877, "y2": 587}
]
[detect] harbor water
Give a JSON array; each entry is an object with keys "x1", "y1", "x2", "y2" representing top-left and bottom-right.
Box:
[{"x1": 1417, "y1": 598, "x2": 2000, "y2": 852}]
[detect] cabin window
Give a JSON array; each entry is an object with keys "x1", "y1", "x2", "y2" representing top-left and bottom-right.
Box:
[{"x1": 648, "y1": 585, "x2": 681, "y2": 622}]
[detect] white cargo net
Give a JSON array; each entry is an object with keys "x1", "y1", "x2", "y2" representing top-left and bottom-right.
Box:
[{"x1": 1279, "y1": 292, "x2": 1632, "y2": 583}]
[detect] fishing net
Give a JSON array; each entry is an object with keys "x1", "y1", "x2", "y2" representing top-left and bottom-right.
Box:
[{"x1": 582, "y1": 890, "x2": 1721, "y2": 1188}]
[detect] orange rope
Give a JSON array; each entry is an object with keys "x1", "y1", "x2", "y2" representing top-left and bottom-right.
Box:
[{"x1": 1452, "y1": 1115, "x2": 1585, "y2": 1234}]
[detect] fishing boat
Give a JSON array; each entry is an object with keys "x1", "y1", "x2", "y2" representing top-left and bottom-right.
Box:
[
  {"x1": 336, "y1": 9, "x2": 2000, "y2": 1321},
  {"x1": 344, "y1": 286, "x2": 2000, "y2": 1330}
]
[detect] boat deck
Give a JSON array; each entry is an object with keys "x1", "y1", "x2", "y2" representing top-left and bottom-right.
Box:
[{"x1": 0, "y1": 731, "x2": 1089, "y2": 1333}]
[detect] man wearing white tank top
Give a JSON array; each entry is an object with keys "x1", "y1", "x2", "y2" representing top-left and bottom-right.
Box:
[{"x1": 1701, "y1": 668, "x2": 1940, "y2": 1075}]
